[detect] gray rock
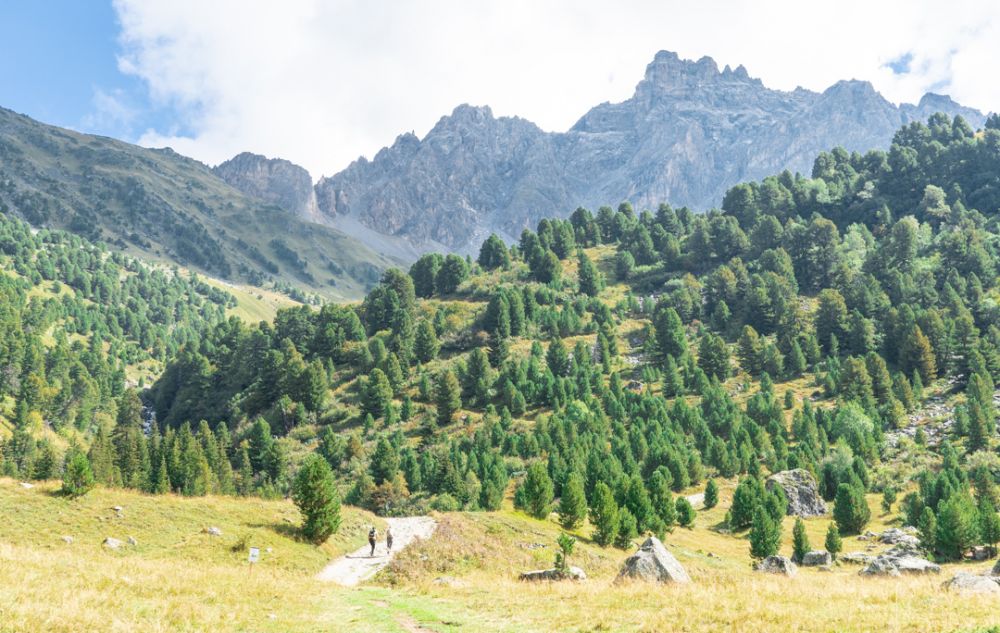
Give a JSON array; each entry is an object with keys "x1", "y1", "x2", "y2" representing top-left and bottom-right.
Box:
[
  {"x1": 766, "y1": 469, "x2": 827, "y2": 517},
  {"x1": 943, "y1": 573, "x2": 1000, "y2": 594},
  {"x1": 755, "y1": 556, "x2": 798, "y2": 577},
  {"x1": 127, "y1": 536, "x2": 138, "y2": 546},
  {"x1": 878, "y1": 528, "x2": 921, "y2": 549},
  {"x1": 103, "y1": 537, "x2": 123, "y2": 550},
  {"x1": 971, "y1": 546, "x2": 990, "y2": 561},
  {"x1": 839, "y1": 552, "x2": 875, "y2": 565},
  {"x1": 205, "y1": 527, "x2": 223, "y2": 537},
  {"x1": 61, "y1": 535, "x2": 73, "y2": 544},
  {"x1": 617, "y1": 537, "x2": 691, "y2": 584},
  {"x1": 801, "y1": 550, "x2": 832, "y2": 567},
  {"x1": 860, "y1": 555, "x2": 940, "y2": 577},
  {"x1": 519, "y1": 566, "x2": 586, "y2": 581},
  {"x1": 19, "y1": 482, "x2": 33, "y2": 489}
]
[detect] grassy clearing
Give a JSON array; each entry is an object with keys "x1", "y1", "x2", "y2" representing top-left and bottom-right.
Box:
[{"x1": 382, "y1": 484, "x2": 999, "y2": 633}]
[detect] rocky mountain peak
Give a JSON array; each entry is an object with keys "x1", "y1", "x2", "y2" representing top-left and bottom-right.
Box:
[{"x1": 213, "y1": 152, "x2": 319, "y2": 221}]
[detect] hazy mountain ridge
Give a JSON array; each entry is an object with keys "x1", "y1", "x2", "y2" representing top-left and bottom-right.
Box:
[{"x1": 0, "y1": 107, "x2": 398, "y2": 300}]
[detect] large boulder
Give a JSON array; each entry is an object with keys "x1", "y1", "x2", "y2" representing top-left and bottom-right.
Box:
[
  {"x1": 617, "y1": 537, "x2": 691, "y2": 584},
  {"x1": 103, "y1": 537, "x2": 123, "y2": 550},
  {"x1": 755, "y1": 556, "x2": 798, "y2": 577},
  {"x1": 878, "y1": 528, "x2": 921, "y2": 550},
  {"x1": 860, "y1": 554, "x2": 940, "y2": 577},
  {"x1": 992, "y1": 559, "x2": 1000, "y2": 576},
  {"x1": 801, "y1": 550, "x2": 832, "y2": 567},
  {"x1": 943, "y1": 573, "x2": 1000, "y2": 594},
  {"x1": 519, "y1": 566, "x2": 586, "y2": 581},
  {"x1": 766, "y1": 469, "x2": 826, "y2": 517},
  {"x1": 839, "y1": 552, "x2": 875, "y2": 565}
]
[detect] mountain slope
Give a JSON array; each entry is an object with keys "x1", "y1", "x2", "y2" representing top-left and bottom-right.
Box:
[
  {"x1": 313, "y1": 51, "x2": 984, "y2": 252},
  {"x1": 0, "y1": 107, "x2": 398, "y2": 300}
]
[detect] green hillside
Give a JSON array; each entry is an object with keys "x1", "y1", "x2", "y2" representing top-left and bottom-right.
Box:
[{"x1": 0, "y1": 106, "x2": 400, "y2": 300}]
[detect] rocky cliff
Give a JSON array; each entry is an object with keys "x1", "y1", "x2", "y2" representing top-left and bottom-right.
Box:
[
  {"x1": 294, "y1": 51, "x2": 987, "y2": 252},
  {"x1": 213, "y1": 152, "x2": 319, "y2": 221}
]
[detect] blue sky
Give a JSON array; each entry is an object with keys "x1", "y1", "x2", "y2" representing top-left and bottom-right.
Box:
[
  {"x1": 0, "y1": 1, "x2": 182, "y2": 140},
  {"x1": 1, "y1": 1, "x2": 997, "y2": 177}
]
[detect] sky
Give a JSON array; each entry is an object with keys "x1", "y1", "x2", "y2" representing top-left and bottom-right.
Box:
[{"x1": 1, "y1": 0, "x2": 999, "y2": 180}]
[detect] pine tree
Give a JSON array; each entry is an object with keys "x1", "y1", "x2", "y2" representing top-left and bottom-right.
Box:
[
  {"x1": 521, "y1": 462, "x2": 554, "y2": 520},
  {"x1": 833, "y1": 482, "x2": 870, "y2": 534},
  {"x1": 577, "y1": 252, "x2": 603, "y2": 297},
  {"x1": 901, "y1": 325, "x2": 937, "y2": 385},
  {"x1": 61, "y1": 450, "x2": 95, "y2": 497},
  {"x1": 978, "y1": 500, "x2": 1000, "y2": 557},
  {"x1": 558, "y1": 472, "x2": 587, "y2": 529},
  {"x1": 362, "y1": 368, "x2": 393, "y2": 419},
  {"x1": 153, "y1": 454, "x2": 171, "y2": 494},
  {"x1": 824, "y1": 523, "x2": 842, "y2": 560},
  {"x1": 935, "y1": 493, "x2": 979, "y2": 561},
  {"x1": 918, "y1": 506, "x2": 937, "y2": 551},
  {"x1": 589, "y1": 482, "x2": 619, "y2": 546},
  {"x1": 676, "y1": 496, "x2": 696, "y2": 528},
  {"x1": 370, "y1": 436, "x2": 401, "y2": 485},
  {"x1": 704, "y1": 478, "x2": 719, "y2": 509},
  {"x1": 291, "y1": 455, "x2": 341, "y2": 543},
  {"x1": 882, "y1": 486, "x2": 897, "y2": 513},
  {"x1": 792, "y1": 517, "x2": 811, "y2": 563},
  {"x1": 615, "y1": 508, "x2": 638, "y2": 549},
  {"x1": 434, "y1": 369, "x2": 462, "y2": 426},
  {"x1": 749, "y1": 505, "x2": 781, "y2": 559},
  {"x1": 414, "y1": 320, "x2": 440, "y2": 363}
]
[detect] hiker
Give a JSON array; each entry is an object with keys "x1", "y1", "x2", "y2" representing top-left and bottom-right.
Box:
[
  {"x1": 386, "y1": 526, "x2": 394, "y2": 553},
  {"x1": 368, "y1": 526, "x2": 377, "y2": 557}
]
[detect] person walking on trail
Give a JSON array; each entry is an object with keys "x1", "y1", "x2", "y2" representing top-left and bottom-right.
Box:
[
  {"x1": 386, "y1": 526, "x2": 394, "y2": 554},
  {"x1": 368, "y1": 526, "x2": 377, "y2": 557}
]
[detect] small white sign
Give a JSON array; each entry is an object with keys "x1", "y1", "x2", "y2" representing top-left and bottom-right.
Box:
[{"x1": 248, "y1": 547, "x2": 260, "y2": 563}]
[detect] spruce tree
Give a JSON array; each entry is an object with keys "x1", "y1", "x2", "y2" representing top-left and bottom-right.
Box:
[
  {"x1": 824, "y1": 523, "x2": 842, "y2": 560},
  {"x1": 292, "y1": 455, "x2": 341, "y2": 543},
  {"x1": 792, "y1": 517, "x2": 811, "y2": 563},
  {"x1": 414, "y1": 320, "x2": 440, "y2": 363},
  {"x1": 615, "y1": 508, "x2": 638, "y2": 549},
  {"x1": 935, "y1": 493, "x2": 979, "y2": 561},
  {"x1": 577, "y1": 252, "x2": 603, "y2": 297},
  {"x1": 61, "y1": 450, "x2": 95, "y2": 497},
  {"x1": 833, "y1": 482, "x2": 870, "y2": 534},
  {"x1": 434, "y1": 369, "x2": 462, "y2": 426},
  {"x1": 589, "y1": 482, "x2": 619, "y2": 546},
  {"x1": 749, "y1": 505, "x2": 781, "y2": 559},
  {"x1": 676, "y1": 496, "x2": 696, "y2": 528},
  {"x1": 558, "y1": 472, "x2": 587, "y2": 530},
  {"x1": 704, "y1": 478, "x2": 719, "y2": 509},
  {"x1": 521, "y1": 462, "x2": 554, "y2": 520},
  {"x1": 370, "y1": 436, "x2": 400, "y2": 485}
]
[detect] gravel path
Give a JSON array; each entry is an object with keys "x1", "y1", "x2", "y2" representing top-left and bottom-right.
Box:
[{"x1": 316, "y1": 516, "x2": 436, "y2": 586}]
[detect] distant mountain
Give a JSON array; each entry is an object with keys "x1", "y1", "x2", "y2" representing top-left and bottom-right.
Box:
[
  {"x1": 0, "y1": 107, "x2": 399, "y2": 300},
  {"x1": 213, "y1": 152, "x2": 320, "y2": 222},
  {"x1": 308, "y1": 51, "x2": 984, "y2": 252}
]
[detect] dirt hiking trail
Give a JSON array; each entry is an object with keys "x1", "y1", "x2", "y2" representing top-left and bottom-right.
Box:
[{"x1": 317, "y1": 516, "x2": 436, "y2": 586}]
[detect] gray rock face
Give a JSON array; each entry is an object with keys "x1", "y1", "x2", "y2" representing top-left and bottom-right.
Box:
[
  {"x1": 755, "y1": 556, "x2": 798, "y2": 576},
  {"x1": 617, "y1": 537, "x2": 691, "y2": 584},
  {"x1": 878, "y1": 528, "x2": 920, "y2": 548},
  {"x1": 859, "y1": 554, "x2": 940, "y2": 577},
  {"x1": 766, "y1": 469, "x2": 827, "y2": 517},
  {"x1": 801, "y1": 550, "x2": 832, "y2": 567},
  {"x1": 519, "y1": 566, "x2": 586, "y2": 581},
  {"x1": 839, "y1": 552, "x2": 875, "y2": 566},
  {"x1": 943, "y1": 573, "x2": 1000, "y2": 594},
  {"x1": 214, "y1": 152, "x2": 319, "y2": 221},
  {"x1": 991, "y1": 559, "x2": 1000, "y2": 576},
  {"x1": 103, "y1": 537, "x2": 123, "y2": 550},
  {"x1": 312, "y1": 51, "x2": 983, "y2": 252}
]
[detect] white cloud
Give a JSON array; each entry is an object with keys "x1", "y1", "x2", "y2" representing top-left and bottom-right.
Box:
[{"x1": 112, "y1": 0, "x2": 1000, "y2": 180}]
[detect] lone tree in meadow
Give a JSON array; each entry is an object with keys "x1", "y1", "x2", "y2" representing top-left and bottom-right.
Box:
[
  {"x1": 292, "y1": 455, "x2": 342, "y2": 543},
  {"x1": 61, "y1": 450, "x2": 95, "y2": 497},
  {"x1": 704, "y1": 479, "x2": 719, "y2": 509}
]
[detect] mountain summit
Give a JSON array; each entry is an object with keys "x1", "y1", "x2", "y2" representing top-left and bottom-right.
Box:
[{"x1": 300, "y1": 51, "x2": 984, "y2": 252}]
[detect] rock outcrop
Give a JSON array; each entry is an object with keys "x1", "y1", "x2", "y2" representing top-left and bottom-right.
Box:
[
  {"x1": 519, "y1": 566, "x2": 586, "y2": 581},
  {"x1": 801, "y1": 550, "x2": 832, "y2": 567},
  {"x1": 859, "y1": 554, "x2": 940, "y2": 577},
  {"x1": 942, "y1": 573, "x2": 1000, "y2": 594},
  {"x1": 755, "y1": 556, "x2": 798, "y2": 576},
  {"x1": 312, "y1": 51, "x2": 983, "y2": 252},
  {"x1": 617, "y1": 537, "x2": 691, "y2": 584},
  {"x1": 214, "y1": 152, "x2": 319, "y2": 221},
  {"x1": 766, "y1": 469, "x2": 827, "y2": 517}
]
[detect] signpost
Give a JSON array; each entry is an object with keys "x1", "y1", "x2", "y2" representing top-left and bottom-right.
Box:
[{"x1": 248, "y1": 546, "x2": 260, "y2": 577}]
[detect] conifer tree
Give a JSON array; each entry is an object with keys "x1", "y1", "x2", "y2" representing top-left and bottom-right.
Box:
[
  {"x1": 704, "y1": 478, "x2": 719, "y2": 509},
  {"x1": 521, "y1": 462, "x2": 554, "y2": 520},
  {"x1": 615, "y1": 508, "x2": 638, "y2": 549},
  {"x1": 370, "y1": 436, "x2": 401, "y2": 485},
  {"x1": 676, "y1": 496, "x2": 696, "y2": 528},
  {"x1": 590, "y1": 482, "x2": 620, "y2": 547},
  {"x1": 61, "y1": 450, "x2": 95, "y2": 497},
  {"x1": 749, "y1": 505, "x2": 781, "y2": 559},
  {"x1": 292, "y1": 455, "x2": 341, "y2": 543},
  {"x1": 577, "y1": 252, "x2": 603, "y2": 297},
  {"x1": 824, "y1": 523, "x2": 842, "y2": 560},
  {"x1": 558, "y1": 472, "x2": 587, "y2": 529},
  {"x1": 833, "y1": 482, "x2": 871, "y2": 534},
  {"x1": 414, "y1": 320, "x2": 440, "y2": 363},
  {"x1": 435, "y1": 369, "x2": 462, "y2": 426},
  {"x1": 792, "y1": 517, "x2": 811, "y2": 563}
]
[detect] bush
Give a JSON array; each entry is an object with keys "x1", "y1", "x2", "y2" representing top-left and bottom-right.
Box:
[{"x1": 61, "y1": 451, "x2": 95, "y2": 497}]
